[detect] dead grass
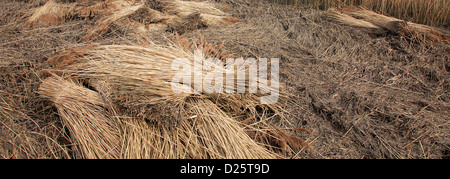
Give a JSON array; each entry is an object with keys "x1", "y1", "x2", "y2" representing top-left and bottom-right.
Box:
[
  {"x1": 0, "y1": 74, "x2": 69, "y2": 158},
  {"x1": 26, "y1": 0, "x2": 243, "y2": 41},
  {"x1": 326, "y1": 6, "x2": 450, "y2": 44},
  {"x1": 1, "y1": 0, "x2": 448, "y2": 159},
  {"x1": 327, "y1": 8, "x2": 385, "y2": 31},
  {"x1": 0, "y1": 0, "x2": 89, "y2": 158},
  {"x1": 268, "y1": 0, "x2": 450, "y2": 26},
  {"x1": 200, "y1": 0, "x2": 450, "y2": 158},
  {"x1": 41, "y1": 39, "x2": 308, "y2": 158}
]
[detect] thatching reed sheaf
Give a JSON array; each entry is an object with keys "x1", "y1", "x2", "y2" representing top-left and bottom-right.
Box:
[
  {"x1": 40, "y1": 40, "x2": 309, "y2": 158},
  {"x1": 27, "y1": 0, "x2": 242, "y2": 41},
  {"x1": 326, "y1": 6, "x2": 450, "y2": 44},
  {"x1": 39, "y1": 76, "x2": 122, "y2": 158}
]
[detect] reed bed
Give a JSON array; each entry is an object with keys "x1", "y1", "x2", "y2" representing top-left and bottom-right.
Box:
[{"x1": 267, "y1": 0, "x2": 450, "y2": 26}]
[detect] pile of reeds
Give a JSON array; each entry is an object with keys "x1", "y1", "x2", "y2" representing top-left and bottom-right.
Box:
[
  {"x1": 27, "y1": 0, "x2": 308, "y2": 159},
  {"x1": 39, "y1": 39, "x2": 310, "y2": 158},
  {"x1": 26, "y1": 0, "x2": 242, "y2": 41},
  {"x1": 327, "y1": 6, "x2": 450, "y2": 44}
]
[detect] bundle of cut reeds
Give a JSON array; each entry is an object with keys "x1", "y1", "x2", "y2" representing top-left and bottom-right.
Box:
[
  {"x1": 120, "y1": 97, "x2": 278, "y2": 159},
  {"x1": 39, "y1": 76, "x2": 122, "y2": 159},
  {"x1": 269, "y1": 0, "x2": 450, "y2": 27},
  {"x1": 327, "y1": 6, "x2": 450, "y2": 44},
  {"x1": 40, "y1": 40, "x2": 309, "y2": 158}
]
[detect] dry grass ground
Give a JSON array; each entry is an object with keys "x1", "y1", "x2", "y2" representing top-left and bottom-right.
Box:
[
  {"x1": 1, "y1": 0, "x2": 449, "y2": 159},
  {"x1": 201, "y1": 0, "x2": 449, "y2": 158}
]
